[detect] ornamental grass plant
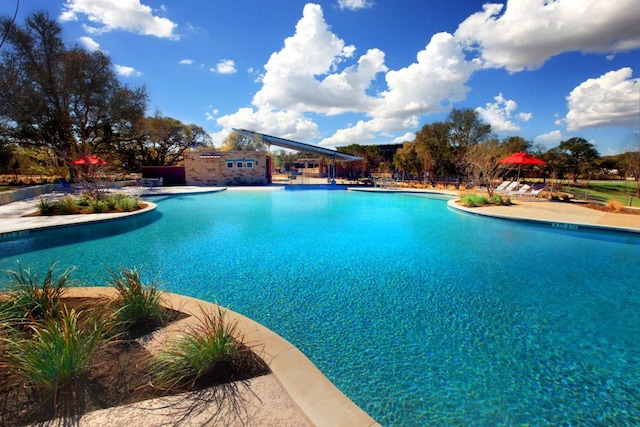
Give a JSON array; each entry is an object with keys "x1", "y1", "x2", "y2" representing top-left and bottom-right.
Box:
[
  {"x1": 0, "y1": 262, "x2": 73, "y2": 325},
  {"x1": 3, "y1": 306, "x2": 108, "y2": 418},
  {"x1": 152, "y1": 306, "x2": 243, "y2": 390},
  {"x1": 461, "y1": 194, "x2": 489, "y2": 207},
  {"x1": 108, "y1": 267, "x2": 164, "y2": 333},
  {"x1": 35, "y1": 193, "x2": 141, "y2": 216}
]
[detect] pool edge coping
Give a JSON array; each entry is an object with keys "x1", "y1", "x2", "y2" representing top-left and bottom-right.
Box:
[{"x1": 447, "y1": 199, "x2": 640, "y2": 235}]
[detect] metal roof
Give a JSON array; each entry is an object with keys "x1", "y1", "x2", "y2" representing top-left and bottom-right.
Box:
[{"x1": 233, "y1": 129, "x2": 361, "y2": 161}]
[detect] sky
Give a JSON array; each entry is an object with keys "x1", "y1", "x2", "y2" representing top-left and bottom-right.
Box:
[{"x1": 2, "y1": 0, "x2": 639, "y2": 155}]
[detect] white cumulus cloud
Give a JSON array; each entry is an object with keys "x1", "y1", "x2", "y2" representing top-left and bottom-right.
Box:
[
  {"x1": 211, "y1": 59, "x2": 237, "y2": 74},
  {"x1": 222, "y1": 4, "x2": 479, "y2": 146},
  {"x1": 338, "y1": 0, "x2": 374, "y2": 11},
  {"x1": 476, "y1": 93, "x2": 531, "y2": 133},
  {"x1": 455, "y1": 0, "x2": 640, "y2": 71},
  {"x1": 374, "y1": 32, "x2": 479, "y2": 119},
  {"x1": 534, "y1": 130, "x2": 566, "y2": 147},
  {"x1": 562, "y1": 67, "x2": 640, "y2": 131},
  {"x1": 114, "y1": 64, "x2": 141, "y2": 77},
  {"x1": 60, "y1": 0, "x2": 178, "y2": 39},
  {"x1": 253, "y1": 3, "x2": 382, "y2": 114},
  {"x1": 79, "y1": 36, "x2": 100, "y2": 52},
  {"x1": 216, "y1": 107, "x2": 319, "y2": 141},
  {"x1": 179, "y1": 59, "x2": 194, "y2": 65}
]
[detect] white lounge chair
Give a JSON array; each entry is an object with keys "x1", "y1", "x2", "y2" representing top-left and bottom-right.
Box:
[
  {"x1": 494, "y1": 181, "x2": 511, "y2": 192},
  {"x1": 496, "y1": 181, "x2": 519, "y2": 193}
]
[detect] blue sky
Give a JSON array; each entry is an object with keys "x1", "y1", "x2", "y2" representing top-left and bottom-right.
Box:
[{"x1": 2, "y1": 0, "x2": 639, "y2": 155}]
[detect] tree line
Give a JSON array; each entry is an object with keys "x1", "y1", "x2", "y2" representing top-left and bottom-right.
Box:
[
  {"x1": 337, "y1": 109, "x2": 640, "y2": 196},
  {"x1": 0, "y1": 12, "x2": 211, "y2": 181}
]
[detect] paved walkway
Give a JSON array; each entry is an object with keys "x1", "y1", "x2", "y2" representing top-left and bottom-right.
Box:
[{"x1": 448, "y1": 199, "x2": 640, "y2": 233}]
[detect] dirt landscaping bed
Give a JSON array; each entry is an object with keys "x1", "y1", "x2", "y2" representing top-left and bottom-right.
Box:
[{"x1": 0, "y1": 296, "x2": 270, "y2": 427}]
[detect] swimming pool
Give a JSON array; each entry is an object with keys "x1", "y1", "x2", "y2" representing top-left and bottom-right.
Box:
[{"x1": 1, "y1": 189, "x2": 639, "y2": 426}]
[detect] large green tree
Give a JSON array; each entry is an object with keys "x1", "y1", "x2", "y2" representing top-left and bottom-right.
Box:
[
  {"x1": 555, "y1": 137, "x2": 600, "y2": 183},
  {"x1": 0, "y1": 12, "x2": 147, "y2": 174},
  {"x1": 113, "y1": 112, "x2": 211, "y2": 170},
  {"x1": 219, "y1": 131, "x2": 266, "y2": 151},
  {"x1": 413, "y1": 121, "x2": 452, "y2": 178},
  {"x1": 337, "y1": 144, "x2": 384, "y2": 179}
]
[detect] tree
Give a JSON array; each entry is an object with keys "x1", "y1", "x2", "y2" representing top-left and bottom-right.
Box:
[
  {"x1": 392, "y1": 142, "x2": 420, "y2": 181},
  {"x1": 0, "y1": 12, "x2": 147, "y2": 176},
  {"x1": 500, "y1": 136, "x2": 532, "y2": 154},
  {"x1": 447, "y1": 108, "x2": 493, "y2": 149},
  {"x1": 555, "y1": 137, "x2": 600, "y2": 183},
  {"x1": 219, "y1": 131, "x2": 266, "y2": 151},
  {"x1": 624, "y1": 136, "x2": 640, "y2": 199},
  {"x1": 413, "y1": 121, "x2": 452, "y2": 179},
  {"x1": 337, "y1": 144, "x2": 384, "y2": 179},
  {"x1": 461, "y1": 138, "x2": 509, "y2": 197},
  {"x1": 113, "y1": 113, "x2": 211, "y2": 170}
]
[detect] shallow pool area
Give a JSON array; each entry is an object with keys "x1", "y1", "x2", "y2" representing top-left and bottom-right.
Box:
[{"x1": 1, "y1": 190, "x2": 639, "y2": 426}]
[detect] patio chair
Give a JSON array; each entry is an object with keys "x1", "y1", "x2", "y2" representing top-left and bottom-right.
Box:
[
  {"x1": 55, "y1": 177, "x2": 74, "y2": 193},
  {"x1": 496, "y1": 181, "x2": 519, "y2": 193},
  {"x1": 494, "y1": 181, "x2": 511, "y2": 192},
  {"x1": 509, "y1": 183, "x2": 532, "y2": 197},
  {"x1": 529, "y1": 183, "x2": 548, "y2": 197}
]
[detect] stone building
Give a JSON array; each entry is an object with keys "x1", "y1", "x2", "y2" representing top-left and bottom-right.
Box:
[{"x1": 184, "y1": 150, "x2": 271, "y2": 186}]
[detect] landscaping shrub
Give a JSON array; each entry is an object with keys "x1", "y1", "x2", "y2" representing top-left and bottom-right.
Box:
[
  {"x1": 607, "y1": 199, "x2": 623, "y2": 212},
  {"x1": 113, "y1": 194, "x2": 139, "y2": 212},
  {"x1": 89, "y1": 199, "x2": 107, "y2": 213},
  {"x1": 58, "y1": 195, "x2": 80, "y2": 214},
  {"x1": 36, "y1": 197, "x2": 55, "y2": 215},
  {"x1": 461, "y1": 194, "x2": 489, "y2": 207},
  {"x1": 152, "y1": 306, "x2": 243, "y2": 390}
]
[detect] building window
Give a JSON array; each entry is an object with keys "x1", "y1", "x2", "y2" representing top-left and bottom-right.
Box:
[
  {"x1": 226, "y1": 162, "x2": 233, "y2": 168},
  {"x1": 236, "y1": 162, "x2": 243, "y2": 168},
  {"x1": 246, "y1": 161, "x2": 254, "y2": 168}
]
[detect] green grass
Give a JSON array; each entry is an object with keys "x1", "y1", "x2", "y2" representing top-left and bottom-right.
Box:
[
  {"x1": 152, "y1": 306, "x2": 242, "y2": 390},
  {"x1": 561, "y1": 180, "x2": 640, "y2": 207}
]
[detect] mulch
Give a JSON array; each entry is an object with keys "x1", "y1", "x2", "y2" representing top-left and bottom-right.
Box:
[{"x1": 585, "y1": 203, "x2": 640, "y2": 216}]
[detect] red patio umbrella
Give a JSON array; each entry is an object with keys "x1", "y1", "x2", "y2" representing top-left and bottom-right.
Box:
[
  {"x1": 72, "y1": 154, "x2": 107, "y2": 165},
  {"x1": 498, "y1": 151, "x2": 546, "y2": 182}
]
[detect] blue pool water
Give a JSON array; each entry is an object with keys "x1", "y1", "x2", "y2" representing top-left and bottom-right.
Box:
[{"x1": 1, "y1": 190, "x2": 639, "y2": 426}]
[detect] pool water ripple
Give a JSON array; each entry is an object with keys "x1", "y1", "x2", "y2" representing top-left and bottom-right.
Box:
[{"x1": 1, "y1": 190, "x2": 639, "y2": 426}]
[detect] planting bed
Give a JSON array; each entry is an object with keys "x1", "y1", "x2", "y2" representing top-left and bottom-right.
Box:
[{"x1": 0, "y1": 297, "x2": 270, "y2": 426}]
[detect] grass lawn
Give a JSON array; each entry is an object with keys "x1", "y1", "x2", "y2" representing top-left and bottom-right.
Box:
[{"x1": 561, "y1": 180, "x2": 640, "y2": 207}]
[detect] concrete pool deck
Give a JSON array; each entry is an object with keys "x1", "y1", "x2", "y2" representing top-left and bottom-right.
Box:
[{"x1": 1, "y1": 185, "x2": 639, "y2": 425}]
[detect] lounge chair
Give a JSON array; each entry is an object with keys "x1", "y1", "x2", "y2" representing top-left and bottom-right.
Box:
[
  {"x1": 55, "y1": 178, "x2": 74, "y2": 193},
  {"x1": 496, "y1": 181, "x2": 519, "y2": 193},
  {"x1": 494, "y1": 181, "x2": 511, "y2": 192},
  {"x1": 529, "y1": 183, "x2": 548, "y2": 197},
  {"x1": 509, "y1": 184, "x2": 532, "y2": 197}
]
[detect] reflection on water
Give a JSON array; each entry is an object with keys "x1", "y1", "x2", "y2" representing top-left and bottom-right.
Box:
[{"x1": 0, "y1": 210, "x2": 161, "y2": 258}]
